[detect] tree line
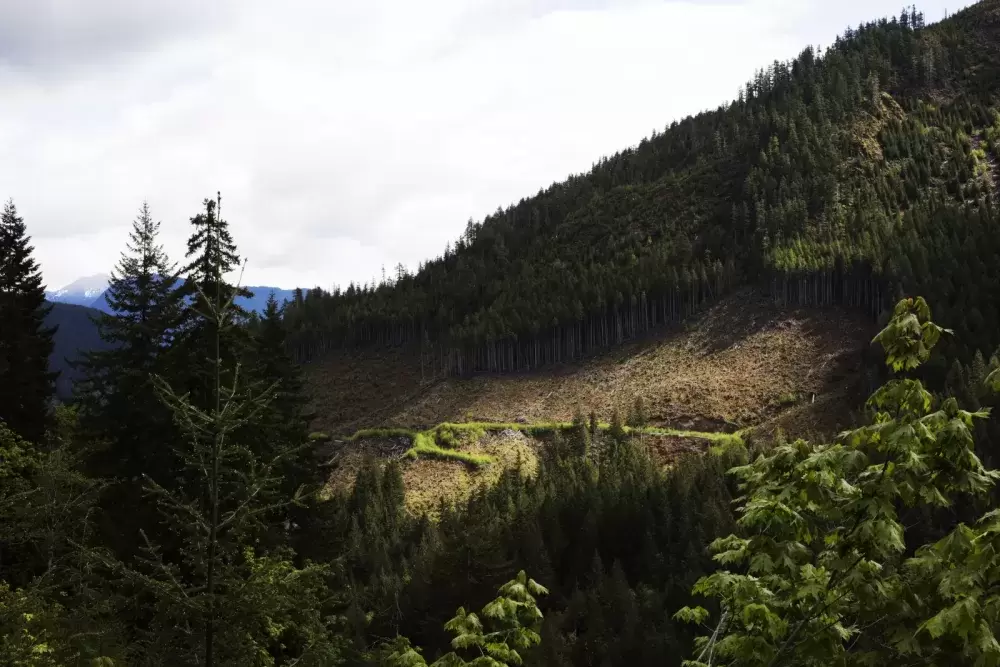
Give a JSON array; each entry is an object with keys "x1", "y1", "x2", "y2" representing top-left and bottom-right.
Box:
[
  {"x1": 279, "y1": 5, "x2": 995, "y2": 374},
  {"x1": 3, "y1": 2, "x2": 1000, "y2": 664},
  {"x1": 8, "y1": 192, "x2": 1000, "y2": 664}
]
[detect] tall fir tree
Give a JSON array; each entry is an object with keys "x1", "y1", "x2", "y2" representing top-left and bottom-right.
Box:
[
  {"x1": 75, "y1": 202, "x2": 184, "y2": 557},
  {"x1": 176, "y1": 194, "x2": 253, "y2": 412},
  {"x1": 113, "y1": 227, "x2": 343, "y2": 666},
  {"x1": 0, "y1": 199, "x2": 56, "y2": 443},
  {"x1": 77, "y1": 201, "x2": 183, "y2": 480}
]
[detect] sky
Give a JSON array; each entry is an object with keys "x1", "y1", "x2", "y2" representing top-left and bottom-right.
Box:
[{"x1": 0, "y1": 0, "x2": 975, "y2": 291}]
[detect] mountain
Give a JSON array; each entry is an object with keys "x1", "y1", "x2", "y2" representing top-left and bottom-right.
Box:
[
  {"x1": 51, "y1": 274, "x2": 303, "y2": 314},
  {"x1": 45, "y1": 273, "x2": 110, "y2": 307},
  {"x1": 42, "y1": 282, "x2": 302, "y2": 399},
  {"x1": 285, "y1": 1, "x2": 1000, "y2": 388},
  {"x1": 294, "y1": 1, "x2": 1000, "y2": 485},
  {"x1": 237, "y1": 286, "x2": 302, "y2": 313},
  {"x1": 44, "y1": 301, "x2": 109, "y2": 400},
  {"x1": 292, "y1": 7, "x2": 1000, "y2": 657}
]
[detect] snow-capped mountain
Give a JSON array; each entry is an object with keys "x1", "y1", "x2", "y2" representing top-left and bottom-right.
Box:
[
  {"x1": 50, "y1": 273, "x2": 301, "y2": 314},
  {"x1": 45, "y1": 274, "x2": 111, "y2": 307}
]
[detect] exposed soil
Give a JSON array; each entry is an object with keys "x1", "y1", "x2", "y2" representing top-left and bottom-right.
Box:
[
  {"x1": 305, "y1": 288, "x2": 873, "y2": 441},
  {"x1": 325, "y1": 428, "x2": 539, "y2": 516}
]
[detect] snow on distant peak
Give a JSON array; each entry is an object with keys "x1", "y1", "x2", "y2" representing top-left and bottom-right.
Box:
[{"x1": 47, "y1": 274, "x2": 111, "y2": 305}]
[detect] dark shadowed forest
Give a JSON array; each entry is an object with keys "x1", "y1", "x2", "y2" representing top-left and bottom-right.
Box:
[{"x1": 5, "y1": 2, "x2": 1000, "y2": 665}]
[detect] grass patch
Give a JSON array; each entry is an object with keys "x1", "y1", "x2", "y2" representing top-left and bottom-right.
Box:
[
  {"x1": 433, "y1": 423, "x2": 487, "y2": 448},
  {"x1": 631, "y1": 426, "x2": 743, "y2": 444},
  {"x1": 344, "y1": 424, "x2": 495, "y2": 467},
  {"x1": 342, "y1": 420, "x2": 742, "y2": 470},
  {"x1": 406, "y1": 436, "x2": 493, "y2": 467}
]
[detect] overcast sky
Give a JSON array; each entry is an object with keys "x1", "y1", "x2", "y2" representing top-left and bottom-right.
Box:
[{"x1": 0, "y1": 0, "x2": 973, "y2": 291}]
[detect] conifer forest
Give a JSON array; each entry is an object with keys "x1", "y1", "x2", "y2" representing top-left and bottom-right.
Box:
[{"x1": 5, "y1": 2, "x2": 1000, "y2": 665}]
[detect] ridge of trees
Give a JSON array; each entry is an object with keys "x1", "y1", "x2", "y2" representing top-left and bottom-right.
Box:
[
  {"x1": 3, "y1": 2, "x2": 1000, "y2": 665},
  {"x1": 283, "y1": 2, "x2": 1000, "y2": 381},
  {"x1": 7, "y1": 190, "x2": 1000, "y2": 664}
]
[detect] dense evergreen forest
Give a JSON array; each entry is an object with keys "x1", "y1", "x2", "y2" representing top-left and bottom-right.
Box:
[
  {"x1": 283, "y1": 2, "x2": 1000, "y2": 383},
  {"x1": 5, "y1": 2, "x2": 1000, "y2": 665}
]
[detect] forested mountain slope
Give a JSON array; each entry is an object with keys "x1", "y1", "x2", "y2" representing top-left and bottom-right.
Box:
[
  {"x1": 287, "y1": 1, "x2": 1000, "y2": 389},
  {"x1": 305, "y1": 288, "x2": 872, "y2": 440},
  {"x1": 45, "y1": 301, "x2": 108, "y2": 400}
]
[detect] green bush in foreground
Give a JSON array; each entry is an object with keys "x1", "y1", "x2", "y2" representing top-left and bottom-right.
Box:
[
  {"x1": 677, "y1": 297, "x2": 1000, "y2": 665},
  {"x1": 377, "y1": 570, "x2": 548, "y2": 666}
]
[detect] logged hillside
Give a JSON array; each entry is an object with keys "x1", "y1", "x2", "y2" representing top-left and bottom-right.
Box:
[
  {"x1": 305, "y1": 288, "x2": 873, "y2": 440},
  {"x1": 309, "y1": 288, "x2": 872, "y2": 513},
  {"x1": 287, "y1": 1, "x2": 1000, "y2": 389}
]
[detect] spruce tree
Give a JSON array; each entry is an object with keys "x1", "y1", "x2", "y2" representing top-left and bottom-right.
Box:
[
  {"x1": 77, "y1": 201, "x2": 183, "y2": 481},
  {"x1": 75, "y1": 202, "x2": 185, "y2": 557},
  {"x1": 0, "y1": 199, "x2": 57, "y2": 443},
  {"x1": 175, "y1": 194, "x2": 253, "y2": 412},
  {"x1": 114, "y1": 221, "x2": 343, "y2": 666}
]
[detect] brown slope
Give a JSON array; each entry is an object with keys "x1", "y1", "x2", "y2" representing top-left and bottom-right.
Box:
[{"x1": 304, "y1": 288, "x2": 873, "y2": 440}]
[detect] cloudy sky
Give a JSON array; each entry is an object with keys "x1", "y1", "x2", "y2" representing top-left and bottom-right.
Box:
[{"x1": 0, "y1": 0, "x2": 973, "y2": 291}]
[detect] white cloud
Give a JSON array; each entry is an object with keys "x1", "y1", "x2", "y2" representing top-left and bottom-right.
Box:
[{"x1": 0, "y1": 0, "x2": 973, "y2": 290}]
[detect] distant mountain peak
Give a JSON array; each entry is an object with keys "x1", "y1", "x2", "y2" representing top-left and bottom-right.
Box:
[
  {"x1": 46, "y1": 273, "x2": 111, "y2": 306},
  {"x1": 48, "y1": 273, "x2": 303, "y2": 314}
]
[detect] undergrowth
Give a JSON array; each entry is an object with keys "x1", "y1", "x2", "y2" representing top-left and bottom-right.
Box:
[{"x1": 340, "y1": 420, "x2": 744, "y2": 468}]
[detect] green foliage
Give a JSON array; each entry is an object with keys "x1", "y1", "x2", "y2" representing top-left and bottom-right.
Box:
[
  {"x1": 102, "y1": 203, "x2": 345, "y2": 666},
  {"x1": 626, "y1": 397, "x2": 649, "y2": 428},
  {"x1": 380, "y1": 571, "x2": 548, "y2": 666},
  {"x1": 0, "y1": 199, "x2": 57, "y2": 443},
  {"x1": 344, "y1": 419, "x2": 737, "y2": 470},
  {"x1": 676, "y1": 297, "x2": 1000, "y2": 665},
  {"x1": 0, "y1": 581, "x2": 66, "y2": 667},
  {"x1": 407, "y1": 432, "x2": 493, "y2": 468},
  {"x1": 872, "y1": 296, "x2": 948, "y2": 371},
  {"x1": 434, "y1": 424, "x2": 487, "y2": 450}
]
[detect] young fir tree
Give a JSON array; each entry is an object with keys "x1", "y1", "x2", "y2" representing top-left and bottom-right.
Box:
[
  {"x1": 0, "y1": 412, "x2": 124, "y2": 664},
  {"x1": 626, "y1": 396, "x2": 648, "y2": 428},
  {"x1": 77, "y1": 202, "x2": 183, "y2": 482},
  {"x1": 175, "y1": 194, "x2": 253, "y2": 413},
  {"x1": 0, "y1": 199, "x2": 57, "y2": 443},
  {"x1": 113, "y1": 223, "x2": 342, "y2": 666}
]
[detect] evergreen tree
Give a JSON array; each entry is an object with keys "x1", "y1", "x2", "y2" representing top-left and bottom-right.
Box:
[
  {"x1": 175, "y1": 194, "x2": 253, "y2": 413},
  {"x1": 113, "y1": 227, "x2": 342, "y2": 666},
  {"x1": 627, "y1": 396, "x2": 648, "y2": 428},
  {"x1": 0, "y1": 199, "x2": 56, "y2": 443},
  {"x1": 77, "y1": 202, "x2": 183, "y2": 482},
  {"x1": 244, "y1": 293, "x2": 308, "y2": 472},
  {"x1": 569, "y1": 407, "x2": 590, "y2": 458}
]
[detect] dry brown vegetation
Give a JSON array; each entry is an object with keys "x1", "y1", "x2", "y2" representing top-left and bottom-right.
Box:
[
  {"x1": 306, "y1": 289, "x2": 873, "y2": 510},
  {"x1": 305, "y1": 288, "x2": 873, "y2": 440},
  {"x1": 323, "y1": 428, "x2": 539, "y2": 515}
]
